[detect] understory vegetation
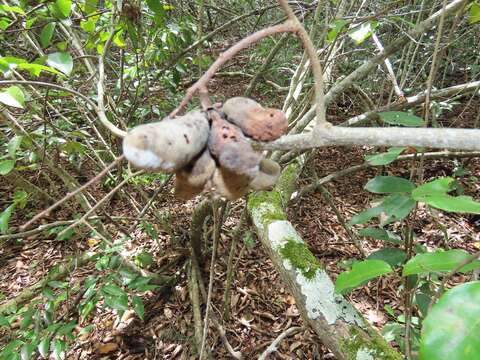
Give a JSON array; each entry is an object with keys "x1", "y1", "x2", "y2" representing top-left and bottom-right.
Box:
[{"x1": 0, "y1": 1, "x2": 479, "y2": 359}]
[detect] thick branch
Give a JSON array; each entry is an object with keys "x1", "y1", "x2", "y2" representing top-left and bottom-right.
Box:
[{"x1": 263, "y1": 126, "x2": 480, "y2": 151}]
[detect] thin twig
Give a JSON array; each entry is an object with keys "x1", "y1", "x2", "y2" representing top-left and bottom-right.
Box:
[
  {"x1": 170, "y1": 22, "x2": 296, "y2": 117},
  {"x1": 20, "y1": 155, "x2": 125, "y2": 231},
  {"x1": 258, "y1": 326, "x2": 303, "y2": 360}
]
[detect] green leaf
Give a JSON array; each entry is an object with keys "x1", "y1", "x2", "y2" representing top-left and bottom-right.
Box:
[
  {"x1": 416, "y1": 194, "x2": 480, "y2": 214},
  {"x1": 146, "y1": 0, "x2": 165, "y2": 25},
  {"x1": 0, "y1": 204, "x2": 15, "y2": 234},
  {"x1": 327, "y1": 19, "x2": 348, "y2": 43},
  {"x1": 17, "y1": 63, "x2": 61, "y2": 77},
  {"x1": 420, "y1": 281, "x2": 480, "y2": 360},
  {"x1": 0, "y1": 86, "x2": 25, "y2": 108},
  {"x1": 20, "y1": 343, "x2": 35, "y2": 360},
  {"x1": 53, "y1": 338, "x2": 64, "y2": 360},
  {"x1": 348, "y1": 21, "x2": 378, "y2": 44},
  {"x1": 0, "y1": 5, "x2": 26, "y2": 15},
  {"x1": 380, "y1": 194, "x2": 416, "y2": 224},
  {"x1": 46, "y1": 52, "x2": 73, "y2": 76},
  {"x1": 358, "y1": 227, "x2": 402, "y2": 244},
  {"x1": 0, "y1": 160, "x2": 15, "y2": 175},
  {"x1": 104, "y1": 294, "x2": 129, "y2": 311},
  {"x1": 379, "y1": 111, "x2": 424, "y2": 127},
  {"x1": 8, "y1": 136, "x2": 23, "y2": 159},
  {"x1": 348, "y1": 206, "x2": 383, "y2": 225},
  {"x1": 38, "y1": 337, "x2": 49, "y2": 358},
  {"x1": 335, "y1": 260, "x2": 393, "y2": 294},
  {"x1": 135, "y1": 251, "x2": 154, "y2": 268},
  {"x1": 365, "y1": 176, "x2": 415, "y2": 194},
  {"x1": 80, "y1": 17, "x2": 96, "y2": 33},
  {"x1": 365, "y1": 147, "x2": 405, "y2": 166},
  {"x1": 368, "y1": 248, "x2": 407, "y2": 267},
  {"x1": 469, "y1": 2, "x2": 480, "y2": 24},
  {"x1": 84, "y1": 0, "x2": 98, "y2": 14},
  {"x1": 403, "y1": 250, "x2": 480, "y2": 276},
  {"x1": 47, "y1": 280, "x2": 67, "y2": 289},
  {"x1": 412, "y1": 177, "x2": 453, "y2": 198},
  {"x1": 101, "y1": 284, "x2": 126, "y2": 297},
  {"x1": 0, "y1": 313, "x2": 9, "y2": 327},
  {"x1": 40, "y1": 23, "x2": 56, "y2": 48},
  {"x1": 57, "y1": 321, "x2": 77, "y2": 336},
  {"x1": 132, "y1": 295, "x2": 144, "y2": 320},
  {"x1": 55, "y1": 0, "x2": 71, "y2": 17}
]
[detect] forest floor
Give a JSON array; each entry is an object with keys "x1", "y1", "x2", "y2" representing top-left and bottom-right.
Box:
[{"x1": 0, "y1": 79, "x2": 479, "y2": 359}]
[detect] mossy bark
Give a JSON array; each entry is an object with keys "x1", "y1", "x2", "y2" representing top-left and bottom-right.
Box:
[{"x1": 247, "y1": 164, "x2": 402, "y2": 360}]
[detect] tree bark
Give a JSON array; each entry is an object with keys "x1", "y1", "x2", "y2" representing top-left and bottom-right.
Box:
[{"x1": 247, "y1": 164, "x2": 402, "y2": 360}]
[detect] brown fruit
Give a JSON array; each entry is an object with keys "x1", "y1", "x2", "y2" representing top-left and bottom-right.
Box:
[
  {"x1": 174, "y1": 149, "x2": 216, "y2": 200},
  {"x1": 222, "y1": 97, "x2": 288, "y2": 141},
  {"x1": 249, "y1": 159, "x2": 281, "y2": 191},
  {"x1": 123, "y1": 110, "x2": 209, "y2": 172},
  {"x1": 212, "y1": 166, "x2": 251, "y2": 201},
  {"x1": 208, "y1": 116, "x2": 261, "y2": 178}
]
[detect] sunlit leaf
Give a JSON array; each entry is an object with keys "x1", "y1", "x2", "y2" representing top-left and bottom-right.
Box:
[
  {"x1": 55, "y1": 0, "x2": 71, "y2": 17},
  {"x1": 469, "y1": 2, "x2": 480, "y2": 24},
  {"x1": 0, "y1": 5, "x2": 26, "y2": 15},
  {"x1": 335, "y1": 259, "x2": 393, "y2": 294},
  {"x1": 0, "y1": 86, "x2": 25, "y2": 108},
  {"x1": 327, "y1": 19, "x2": 348, "y2": 43},
  {"x1": 348, "y1": 21, "x2": 378, "y2": 44},
  {"x1": 38, "y1": 337, "x2": 50, "y2": 358},
  {"x1": 403, "y1": 250, "x2": 480, "y2": 276},
  {"x1": 8, "y1": 136, "x2": 23, "y2": 158},
  {"x1": 0, "y1": 160, "x2": 15, "y2": 175},
  {"x1": 46, "y1": 52, "x2": 73, "y2": 76},
  {"x1": 420, "y1": 281, "x2": 480, "y2": 359}
]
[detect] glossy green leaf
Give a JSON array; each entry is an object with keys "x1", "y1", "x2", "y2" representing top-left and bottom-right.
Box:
[
  {"x1": 348, "y1": 21, "x2": 378, "y2": 44},
  {"x1": 358, "y1": 227, "x2": 402, "y2": 244},
  {"x1": 416, "y1": 194, "x2": 480, "y2": 214},
  {"x1": 0, "y1": 86, "x2": 25, "y2": 108},
  {"x1": 380, "y1": 194, "x2": 416, "y2": 224},
  {"x1": 0, "y1": 160, "x2": 15, "y2": 175},
  {"x1": 8, "y1": 136, "x2": 23, "y2": 159},
  {"x1": 379, "y1": 111, "x2": 424, "y2": 127},
  {"x1": 104, "y1": 294, "x2": 129, "y2": 311},
  {"x1": 469, "y1": 2, "x2": 480, "y2": 24},
  {"x1": 368, "y1": 248, "x2": 407, "y2": 266},
  {"x1": 0, "y1": 204, "x2": 15, "y2": 234},
  {"x1": 55, "y1": 0, "x2": 71, "y2": 17},
  {"x1": 412, "y1": 177, "x2": 453, "y2": 198},
  {"x1": 38, "y1": 337, "x2": 49, "y2": 358},
  {"x1": 132, "y1": 295, "x2": 144, "y2": 320},
  {"x1": 365, "y1": 176, "x2": 415, "y2": 194},
  {"x1": 335, "y1": 260, "x2": 393, "y2": 294},
  {"x1": 135, "y1": 251, "x2": 153, "y2": 268},
  {"x1": 403, "y1": 250, "x2": 480, "y2": 276},
  {"x1": 365, "y1": 147, "x2": 405, "y2": 166},
  {"x1": 420, "y1": 281, "x2": 480, "y2": 359},
  {"x1": 46, "y1": 52, "x2": 73, "y2": 76},
  {"x1": 40, "y1": 23, "x2": 56, "y2": 48}
]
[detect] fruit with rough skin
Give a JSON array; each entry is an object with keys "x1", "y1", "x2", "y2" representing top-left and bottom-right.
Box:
[
  {"x1": 208, "y1": 116, "x2": 261, "y2": 178},
  {"x1": 123, "y1": 110, "x2": 209, "y2": 172},
  {"x1": 222, "y1": 97, "x2": 288, "y2": 141}
]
